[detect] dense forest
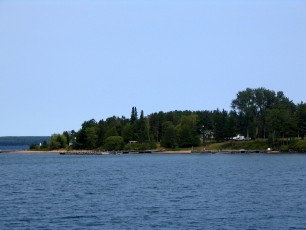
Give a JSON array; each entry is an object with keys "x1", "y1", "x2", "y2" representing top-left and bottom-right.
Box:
[{"x1": 32, "y1": 88, "x2": 306, "y2": 151}]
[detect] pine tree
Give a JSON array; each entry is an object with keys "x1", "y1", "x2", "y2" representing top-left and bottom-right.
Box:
[{"x1": 131, "y1": 106, "x2": 138, "y2": 124}]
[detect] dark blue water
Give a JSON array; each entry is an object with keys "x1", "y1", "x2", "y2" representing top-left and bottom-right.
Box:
[{"x1": 1, "y1": 153, "x2": 306, "y2": 229}]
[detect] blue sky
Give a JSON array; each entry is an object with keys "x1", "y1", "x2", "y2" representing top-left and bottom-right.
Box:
[{"x1": 1, "y1": 0, "x2": 305, "y2": 136}]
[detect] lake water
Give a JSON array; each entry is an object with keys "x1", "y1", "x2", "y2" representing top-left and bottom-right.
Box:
[{"x1": 1, "y1": 153, "x2": 306, "y2": 229}]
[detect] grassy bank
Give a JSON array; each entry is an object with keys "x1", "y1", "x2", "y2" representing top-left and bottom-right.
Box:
[
  {"x1": 205, "y1": 141, "x2": 269, "y2": 151},
  {"x1": 24, "y1": 139, "x2": 306, "y2": 153},
  {"x1": 175, "y1": 139, "x2": 306, "y2": 152}
]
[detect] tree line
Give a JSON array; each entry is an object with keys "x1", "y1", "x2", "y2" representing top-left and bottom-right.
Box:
[
  {"x1": 0, "y1": 136, "x2": 50, "y2": 147},
  {"x1": 33, "y1": 88, "x2": 306, "y2": 151}
]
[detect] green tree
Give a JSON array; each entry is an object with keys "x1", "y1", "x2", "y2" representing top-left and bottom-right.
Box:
[
  {"x1": 41, "y1": 140, "x2": 48, "y2": 149},
  {"x1": 161, "y1": 121, "x2": 177, "y2": 148},
  {"x1": 49, "y1": 134, "x2": 67, "y2": 150},
  {"x1": 104, "y1": 116, "x2": 124, "y2": 139},
  {"x1": 226, "y1": 111, "x2": 239, "y2": 138},
  {"x1": 75, "y1": 119, "x2": 97, "y2": 149},
  {"x1": 176, "y1": 115, "x2": 200, "y2": 148},
  {"x1": 196, "y1": 110, "x2": 214, "y2": 144},
  {"x1": 97, "y1": 120, "x2": 106, "y2": 147},
  {"x1": 275, "y1": 92, "x2": 297, "y2": 142},
  {"x1": 296, "y1": 102, "x2": 306, "y2": 139},
  {"x1": 148, "y1": 112, "x2": 164, "y2": 142},
  {"x1": 84, "y1": 126, "x2": 98, "y2": 149},
  {"x1": 63, "y1": 131, "x2": 70, "y2": 146},
  {"x1": 130, "y1": 106, "x2": 138, "y2": 124},
  {"x1": 122, "y1": 122, "x2": 136, "y2": 142},
  {"x1": 213, "y1": 109, "x2": 228, "y2": 141},
  {"x1": 29, "y1": 144, "x2": 40, "y2": 150},
  {"x1": 266, "y1": 105, "x2": 296, "y2": 146},
  {"x1": 266, "y1": 108, "x2": 282, "y2": 146},
  {"x1": 231, "y1": 87, "x2": 281, "y2": 139},
  {"x1": 104, "y1": 125, "x2": 118, "y2": 139},
  {"x1": 104, "y1": 136, "x2": 124, "y2": 151},
  {"x1": 136, "y1": 110, "x2": 150, "y2": 143}
]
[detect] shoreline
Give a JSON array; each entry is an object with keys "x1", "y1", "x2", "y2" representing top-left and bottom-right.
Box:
[{"x1": 2, "y1": 149, "x2": 306, "y2": 155}]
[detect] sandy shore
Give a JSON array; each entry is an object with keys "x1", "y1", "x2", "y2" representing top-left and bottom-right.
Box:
[{"x1": 161, "y1": 150, "x2": 192, "y2": 154}]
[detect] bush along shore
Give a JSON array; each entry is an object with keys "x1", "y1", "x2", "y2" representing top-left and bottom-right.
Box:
[{"x1": 22, "y1": 139, "x2": 306, "y2": 155}]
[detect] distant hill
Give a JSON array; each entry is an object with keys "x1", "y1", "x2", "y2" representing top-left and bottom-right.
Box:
[{"x1": 0, "y1": 136, "x2": 51, "y2": 146}]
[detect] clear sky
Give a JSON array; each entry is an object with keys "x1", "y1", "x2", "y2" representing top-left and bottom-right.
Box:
[{"x1": 1, "y1": 0, "x2": 305, "y2": 136}]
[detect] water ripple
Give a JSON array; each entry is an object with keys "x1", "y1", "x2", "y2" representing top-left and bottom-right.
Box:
[{"x1": 1, "y1": 153, "x2": 306, "y2": 229}]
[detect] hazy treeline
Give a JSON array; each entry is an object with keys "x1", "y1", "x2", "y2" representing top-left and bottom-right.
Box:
[
  {"x1": 37, "y1": 88, "x2": 306, "y2": 151},
  {"x1": 0, "y1": 136, "x2": 50, "y2": 146}
]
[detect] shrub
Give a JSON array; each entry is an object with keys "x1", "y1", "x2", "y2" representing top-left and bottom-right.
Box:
[{"x1": 104, "y1": 136, "x2": 124, "y2": 151}]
